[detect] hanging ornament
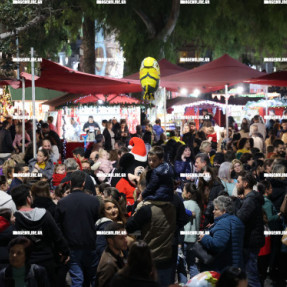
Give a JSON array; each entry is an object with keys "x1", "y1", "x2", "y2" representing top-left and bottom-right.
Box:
[{"x1": 139, "y1": 57, "x2": 160, "y2": 101}]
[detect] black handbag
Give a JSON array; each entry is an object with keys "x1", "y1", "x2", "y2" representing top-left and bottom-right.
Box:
[{"x1": 192, "y1": 241, "x2": 215, "y2": 265}]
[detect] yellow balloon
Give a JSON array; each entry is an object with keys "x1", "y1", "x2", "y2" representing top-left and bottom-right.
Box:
[{"x1": 139, "y1": 57, "x2": 160, "y2": 101}]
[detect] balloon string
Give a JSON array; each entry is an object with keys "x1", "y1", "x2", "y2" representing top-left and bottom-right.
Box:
[{"x1": 150, "y1": 100, "x2": 153, "y2": 146}]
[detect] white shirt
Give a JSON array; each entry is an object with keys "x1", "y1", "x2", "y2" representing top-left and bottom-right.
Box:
[{"x1": 0, "y1": 190, "x2": 16, "y2": 213}]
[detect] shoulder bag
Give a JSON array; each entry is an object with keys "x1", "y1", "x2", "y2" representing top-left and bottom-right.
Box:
[{"x1": 192, "y1": 241, "x2": 215, "y2": 265}]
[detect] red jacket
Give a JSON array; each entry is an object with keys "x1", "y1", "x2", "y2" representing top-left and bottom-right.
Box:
[
  {"x1": 115, "y1": 178, "x2": 135, "y2": 206},
  {"x1": 52, "y1": 173, "x2": 67, "y2": 187},
  {"x1": 207, "y1": 133, "x2": 217, "y2": 143}
]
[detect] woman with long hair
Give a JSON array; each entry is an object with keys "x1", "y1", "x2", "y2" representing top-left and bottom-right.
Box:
[
  {"x1": 111, "y1": 240, "x2": 159, "y2": 287},
  {"x1": 182, "y1": 124, "x2": 193, "y2": 149},
  {"x1": 236, "y1": 138, "x2": 251, "y2": 160},
  {"x1": 28, "y1": 149, "x2": 54, "y2": 180},
  {"x1": 239, "y1": 122, "x2": 250, "y2": 139},
  {"x1": 95, "y1": 199, "x2": 126, "y2": 273},
  {"x1": 103, "y1": 120, "x2": 115, "y2": 151},
  {"x1": 198, "y1": 165, "x2": 224, "y2": 227},
  {"x1": 31, "y1": 181, "x2": 57, "y2": 217},
  {"x1": 174, "y1": 145, "x2": 194, "y2": 184},
  {"x1": 218, "y1": 162, "x2": 237, "y2": 196},
  {"x1": 177, "y1": 183, "x2": 202, "y2": 284},
  {"x1": 228, "y1": 116, "x2": 238, "y2": 132}
]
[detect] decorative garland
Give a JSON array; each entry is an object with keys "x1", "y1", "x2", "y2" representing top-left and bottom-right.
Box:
[
  {"x1": 174, "y1": 100, "x2": 238, "y2": 110},
  {"x1": 244, "y1": 99, "x2": 287, "y2": 110},
  {"x1": 55, "y1": 102, "x2": 153, "y2": 110}
]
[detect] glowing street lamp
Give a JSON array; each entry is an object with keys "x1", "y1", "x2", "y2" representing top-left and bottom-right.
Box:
[
  {"x1": 193, "y1": 89, "x2": 200, "y2": 97},
  {"x1": 180, "y1": 88, "x2": 188, "y2": 96}
]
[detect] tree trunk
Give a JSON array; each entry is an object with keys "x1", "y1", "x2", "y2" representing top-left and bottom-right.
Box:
[{"x1": 82, "y1": 16, "x2": 95, "y2": 74}]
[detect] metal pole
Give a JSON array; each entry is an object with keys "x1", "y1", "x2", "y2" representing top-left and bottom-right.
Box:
[
  {"x1": 16, "y1": 34, "x2": 20, "y2": 80},
  {"x1": 31, "y1": 48, "x2": 37, "y2": 158},
  {"x1": 225, "y1": 85, "x2": 229, "y2": 140},
  {"x1": 163, "y1": 87, "x2": 167, "y2": 132},
  {"x1": 22, "y1": 78, "x2": 25, "y2": 154},
  {"x1": 265, "y1": 93, "x2": 268, "y2": 123}
]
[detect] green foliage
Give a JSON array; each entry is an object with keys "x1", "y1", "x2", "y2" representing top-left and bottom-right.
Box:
[{"x1": 1, "y1": 0, "x2": 287, "y2": 79}]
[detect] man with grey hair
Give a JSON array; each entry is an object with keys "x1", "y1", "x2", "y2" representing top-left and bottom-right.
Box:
[
  {"x1": 250, "y1": 115, "x2": 266, "y2": 139},
  {"x1": 249, "y1": 125, "x2": 264, "y2": 152},
  {"x1": 194, "y1": 153, "x2": 210, "y2": 186},
  {"x1": 61, "y1": 158, "x2": 95, "y2": 195}
]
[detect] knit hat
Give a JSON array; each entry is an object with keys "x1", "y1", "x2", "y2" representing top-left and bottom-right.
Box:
[{"x1": 128, "y1": 137, "x2": 147, "y2": 162}]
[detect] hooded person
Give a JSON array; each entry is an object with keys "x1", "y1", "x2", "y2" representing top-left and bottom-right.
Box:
[
  {"x1": 110, "y1": 137, "x2": 147, "y2": 206},
  {"x1": 10, "y1": 184, "x2": 70, "y2": 286}
]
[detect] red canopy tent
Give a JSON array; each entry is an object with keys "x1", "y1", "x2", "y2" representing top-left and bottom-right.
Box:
[
  {"x1": 21, "y1": 59, "x2": 143, "y2": 94},
  {"x1": 161, "y1": 54, "x2": 265, "y2": 93},
  {"x1": 74, "y1": 94, "x2": 140, "y2": 105},
  {"x1": 44, "y1": 93, "x2": 140, "y2": 107},
  {"x1": 245, "y1": 71, "x2": 287, "y2": 86},
  {"x1": 125, "y1": 58, "x2": 187, "y2": 80},
  {"x1": 0, "y1": 79, "x2": 21, "y2": 89}
]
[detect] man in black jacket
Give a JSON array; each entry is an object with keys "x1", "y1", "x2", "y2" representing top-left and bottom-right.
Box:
[
  {"x1": 236, "y1": 172, "x2": 264, "y2": 287},
  {"x1": 61, "y1": 158, "x2": 95, "y2": 194},
  {"x1": 11, "y1": 184, "x2": 70, "y2": 287},
  {"x1": 55, "y1": 170, "x2": 100, "y2": 287}
]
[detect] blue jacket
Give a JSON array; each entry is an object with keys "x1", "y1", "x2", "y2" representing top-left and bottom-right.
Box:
[
  {"x1": 174, "y1": 160, "x2": 192, "y2": 181},
  {"x1": 142, "y1": 162, "x2": 174, "y2": 202},
  {"x1": 153, "y1": 125, "x2": 164, "y2": 141},
  {"x1": 95, "y1": 217, "x2": 113, "y2": 270},
  {"x1": 7, "y1": 178, "x2": 23, "y2": 195},
  {"x1": 201, "y1": 213, "x2": 245, "y2": 273}
]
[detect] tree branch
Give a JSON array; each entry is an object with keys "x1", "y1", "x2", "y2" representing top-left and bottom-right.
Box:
[
  {"x1": 156, "y1": 0, "x2": 180, "y2": 42},
  {"x1": 133, "y1": 8, "x2": 156, "y2": 39},
  {"x1": 0, "y1": 14, "x2": 48, "y2": 40}
]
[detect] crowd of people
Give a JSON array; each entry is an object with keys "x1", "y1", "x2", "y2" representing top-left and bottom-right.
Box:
[{"x1": 0, "y1": 110, "x2": 287, "y2": 287}]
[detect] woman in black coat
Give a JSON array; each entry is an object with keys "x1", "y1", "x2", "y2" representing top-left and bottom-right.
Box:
[
  {"x1": 111, "y1": 240, "x2": 160, "y2": 287},
  {"x1": 103, "y1": 120, "x2": 115, "y2": 151},
  {"x1": 0, "y1": 237, "x2": 49, "y2": 287},
  {"x1": 31, "y1": 181, "x2": 57, "y2": 218},
  {"x1": 198, "y1": 166, "x2": 224, "y2": 227}
]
